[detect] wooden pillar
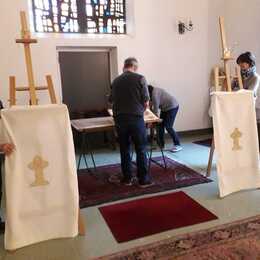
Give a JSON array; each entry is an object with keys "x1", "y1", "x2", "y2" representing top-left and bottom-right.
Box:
[
  {"x1": 9, "y1": 76, "x2": 16, "y2": 106},
  {"x1": 207, "y1": 140, "x2": 215, "y2": 177},
  {"x1": 236, "y1": 66, "x2": 244, "y2": 90},
  {"x1": 78, "y1": 209, "x2": 86, "y2": 236},
  {"x1": 19, "y1": 11, "x2": 38, "y2": 105},
  {"x1": 46, "y1": 75, "x2": 57, "y2": 104},
  {"x1": 224, "y1": 60, "x2": 232, "y2": 92},
  {"x1": 214, "y1": 67, "x2": 220, "y2": 91}
]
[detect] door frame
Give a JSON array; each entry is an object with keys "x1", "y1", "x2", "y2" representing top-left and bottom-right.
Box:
[{"x1": 56, "y1": 46, "x2": 118, "y2": 103}]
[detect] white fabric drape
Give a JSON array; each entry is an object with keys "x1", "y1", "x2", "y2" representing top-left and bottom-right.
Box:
[
  {"x1": 212, "y1": 90, "x2": 260, "y2": 197},
  {"x1": 1, "y1": 104, "x2": 78, "y2": 250}
]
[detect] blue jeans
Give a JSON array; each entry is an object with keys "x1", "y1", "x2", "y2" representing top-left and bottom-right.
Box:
[
  {"x1": 158, "y1": 107, "x2": 180, "y2": 147},
  {"x1": 115, "y1": 115, "x2": 150, "y2": 182}
]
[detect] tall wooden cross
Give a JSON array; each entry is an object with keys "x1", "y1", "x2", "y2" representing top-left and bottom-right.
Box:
[{"x1": 9, "y1": 11, "x2": 57, "y2": 106}]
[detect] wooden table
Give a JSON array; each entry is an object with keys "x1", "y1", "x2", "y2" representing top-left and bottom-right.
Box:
[
  {"x1": 71, "y1": 117, "x2": 115, "y2": 171},
  {"x1": 71, "y1": 110, "x2": 166, "y2": 172}
]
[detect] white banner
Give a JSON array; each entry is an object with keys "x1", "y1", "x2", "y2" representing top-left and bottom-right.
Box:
[
  {"x1": 1, "y1": 104, "x2": 78, "y2": 250},
  {"x1": 212, "y1": 90, "x2": 260, "y2": 197}
]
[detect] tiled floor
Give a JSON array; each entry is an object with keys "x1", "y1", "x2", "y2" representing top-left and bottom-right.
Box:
[{"x1": 1, "y1": 133, "x2": 260, "y2": 260}]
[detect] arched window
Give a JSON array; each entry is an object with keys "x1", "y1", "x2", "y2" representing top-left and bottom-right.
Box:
[{"x1": 31, "y1": 0, "x2": 126, "y2": 34}]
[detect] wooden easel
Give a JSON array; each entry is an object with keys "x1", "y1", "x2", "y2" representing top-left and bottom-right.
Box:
[
  {"x1": 207, "y1": 17, "x2": 243, "y2": 176},
  {"x1": 9, "y1": 11, "x2": 85, "y2": 236},
  {"x1": 9, "y1": 12, "x2": 57, "y2": 106}
]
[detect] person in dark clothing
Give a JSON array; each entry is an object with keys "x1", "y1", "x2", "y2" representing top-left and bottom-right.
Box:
[
  {"x1": 110, "y1": 57, "x2": 152, "y2": 187},
  {"x1": 148, "y1": 85, "x2": 182, "y2": 152}
]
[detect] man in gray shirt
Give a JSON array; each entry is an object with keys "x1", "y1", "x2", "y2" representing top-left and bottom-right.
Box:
[
  {"x1": 148, "y1": 85, "x2": 182, "y2": 152},
  {"x1": 110, "y1": 58, "x2": 152, "y2": 187}
]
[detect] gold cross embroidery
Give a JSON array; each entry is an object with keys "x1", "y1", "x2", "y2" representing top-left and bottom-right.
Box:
[
  {"x1": 230, "y1": 128, "x2": 242, "y2": 151},
  {"x1": 28, "y1": 155, "x2": 49, "y2": 187}
]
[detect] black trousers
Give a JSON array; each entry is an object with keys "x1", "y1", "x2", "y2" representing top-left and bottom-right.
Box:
[{"x1": 114, "y1": 115, "x2": 150, "y2": 182}]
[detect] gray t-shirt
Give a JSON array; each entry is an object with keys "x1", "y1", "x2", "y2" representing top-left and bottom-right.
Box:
[
  {"x1": 232, "y1": 72, "x2": 260, "y2": 109},
  {"x1": 243, "y1": 72, "x2": 260, "y2": 97},
  {"x1": 111, "y1": 71, "x2": 150, "y2": 117},
  {"x1": 151, "y1": 87, "x2": 179, "y2": 115}
]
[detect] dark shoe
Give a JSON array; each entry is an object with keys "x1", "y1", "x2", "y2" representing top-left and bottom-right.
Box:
[
  {"x1": 121, "y1": 177, "x2": 134, "y2": 186},
  {"x1": 139, "y1": 180, "x2": 154, "y2": 188}
]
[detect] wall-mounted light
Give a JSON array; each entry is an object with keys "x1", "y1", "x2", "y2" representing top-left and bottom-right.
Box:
[{"x1": 178, "y1": 20, "x2": 193, "y2": 34}]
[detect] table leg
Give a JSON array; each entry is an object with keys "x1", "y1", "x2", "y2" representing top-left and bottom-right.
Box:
[
  {"x1": 78, "y1": 132, "x2": 90, "y2": 171},
  {"x1": 85, "y1": 134, "x2": 97, "y2": 171},
  {"x1": 147, "y1": 123, "x2": 167, "y2": 171},
  {"x1": 159, "y1": 146, "x2": 167, "y2": 169}
]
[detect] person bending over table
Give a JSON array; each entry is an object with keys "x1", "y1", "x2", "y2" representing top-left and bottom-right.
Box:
[
  {"x1": 148, "y1": 85, "x2": 182, "y2": 152},
  {"x1": 110, "y1": 57, "x2": 153, "y2": 188}
]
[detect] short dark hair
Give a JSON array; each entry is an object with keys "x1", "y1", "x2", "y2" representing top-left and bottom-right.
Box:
[
  {"x1": 236, "y1": 52, "x2": 256, "y2": 67},
  {"x1": 124, "y1": 57, "x2": 138, "y2": 69}
]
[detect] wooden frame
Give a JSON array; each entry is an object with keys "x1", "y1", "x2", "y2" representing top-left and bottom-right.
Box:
[
  {"x1": 8, "y1": 11, "x2": 85, "y2": 237},
  {"x1": 207, "y1": 17, "x2": 243, "y2": 177},
  {"x1": 31, "y1": 0, "x2": 127, "y2": 34},
  {"x1": 9, "y1": 12, "x2": 57, "y2": 106}
]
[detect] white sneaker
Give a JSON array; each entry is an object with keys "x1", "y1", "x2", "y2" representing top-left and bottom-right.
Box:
[{"x1": 171, "y1": 145, "x2": 183, "y2": 153}]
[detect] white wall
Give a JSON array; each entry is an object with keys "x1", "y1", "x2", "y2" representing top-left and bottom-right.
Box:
[
  {"x1": 224, "y1": 0, "x2": 260, "y2": 69},
  {"x1": 1, "y1": 0, "x2": 227, "y2": 131}
]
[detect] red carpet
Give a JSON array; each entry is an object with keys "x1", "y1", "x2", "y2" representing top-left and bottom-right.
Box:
[
  {"x1": 78, "y1": 157, "x2": 212, "y2": 208},
  {"x1": 193, "y1": 138, "x2": 212, "y2": 147},
  {"x1": 99, "y1": 191, "x2": 218, "y2": 243},
  {"x1": 97, "y1": 215, "x2": 260, "y2": 260}
]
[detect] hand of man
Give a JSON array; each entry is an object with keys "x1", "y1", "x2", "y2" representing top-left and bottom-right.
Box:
[
  {"x1": 0, "y1": 143, "x2": 15, "y2": 156},
  {"x1": 144, "y1": 101, "x2": 150, "y2": 110}
]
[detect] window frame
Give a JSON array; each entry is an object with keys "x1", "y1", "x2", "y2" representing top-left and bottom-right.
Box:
[{"x1": 31, "y1": 0, "x2": 127, "y2": 35}]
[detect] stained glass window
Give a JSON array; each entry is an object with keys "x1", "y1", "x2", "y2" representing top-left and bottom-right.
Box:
[{"x1": 32, "y1": 0, "x2": 126, "y2": 34}]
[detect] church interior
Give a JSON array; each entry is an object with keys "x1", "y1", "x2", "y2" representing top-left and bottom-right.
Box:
[{"x1": 1, "y1": 0, "x2": 260, "y2": 259}]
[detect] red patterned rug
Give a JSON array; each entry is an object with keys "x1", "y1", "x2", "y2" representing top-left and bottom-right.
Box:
[
  {"x1": 78, "y1": 157, "x2": 211, "y2": 208},
  {"x1": 193, "y1": 138, "x2": 213, "y2": 147},
  {"x1": 99, "y1": 191, "x2": 217, "y2": 243},
  {"x1": 96, "y1": 215, "x2": 260, "y2": 259}
]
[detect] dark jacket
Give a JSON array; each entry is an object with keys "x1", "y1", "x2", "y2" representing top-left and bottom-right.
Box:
[{"x1": 111, "y1": 71, "x2": 150, "y2": 117}]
